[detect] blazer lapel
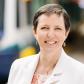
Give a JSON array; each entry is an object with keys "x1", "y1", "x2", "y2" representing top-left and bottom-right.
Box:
[
  {"x1": 19, "y1": 54, "x2": 40, "y2": 84},
  {"x1": 44, "y1": 49, "x2": 66, "y2": 84}
]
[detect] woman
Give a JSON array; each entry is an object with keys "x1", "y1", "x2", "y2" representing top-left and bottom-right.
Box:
[{"x1": 7, "y1": 4, "x2": 84, "y2": 84}]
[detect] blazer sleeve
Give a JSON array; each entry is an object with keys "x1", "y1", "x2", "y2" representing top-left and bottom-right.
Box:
[{"x1": 7, "y1": 59, "x2": 19, "y2": 84}]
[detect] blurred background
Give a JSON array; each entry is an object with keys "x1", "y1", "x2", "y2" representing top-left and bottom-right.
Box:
[{"x1": 0, "y1": 0, "x2": 84, "y2": 84}]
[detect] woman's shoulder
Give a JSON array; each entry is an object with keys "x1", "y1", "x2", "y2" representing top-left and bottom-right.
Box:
[
  {"x1": 62, "y1": 49, "x2": 84, "y2": 68},
  {"x1": 66, "y1": 54, "x2": 84, "y2": 67},
  {"x1": 62, "y1": 49, "x2": 84, "y2": 71},
  {"x1": 64, "y1": 53, "x2": 84, "y2": 74},
  {"x1": 11, "y1": 54, "x2": 39, "y2": 68}
]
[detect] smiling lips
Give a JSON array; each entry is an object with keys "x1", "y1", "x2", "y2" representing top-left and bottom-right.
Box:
[{"x1": 44, "y1": 41, "x2": 57, "y2": 45}]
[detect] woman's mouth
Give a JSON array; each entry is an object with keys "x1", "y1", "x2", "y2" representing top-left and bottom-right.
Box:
[{"x1": 44, "y1": 41, "x2": 57, "y2": 46}]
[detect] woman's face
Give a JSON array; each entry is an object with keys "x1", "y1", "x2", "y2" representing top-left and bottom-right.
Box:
[{"x1": 33, "y1": 14, "x2": 69, "y2": 52}]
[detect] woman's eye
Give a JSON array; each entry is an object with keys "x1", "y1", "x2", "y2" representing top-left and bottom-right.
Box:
[
  {"x1": 41, "y1": 27, "x2": 49, "y2": 30},
  {"x1": 55, "y1": 28, "x2": 62, "y2": 30}
]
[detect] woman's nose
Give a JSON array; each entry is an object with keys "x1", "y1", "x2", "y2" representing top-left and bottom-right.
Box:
[{"x1": 47, "y1": 30, "x2": 55, "y2": 38}]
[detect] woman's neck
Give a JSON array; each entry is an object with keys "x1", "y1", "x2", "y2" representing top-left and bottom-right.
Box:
[{"x1": 36, "y1": 49, "x2": 61, "y2": 75}]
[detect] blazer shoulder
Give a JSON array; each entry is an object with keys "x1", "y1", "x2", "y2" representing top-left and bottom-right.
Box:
[
  {"x1": 66, "y1": 54, "x2": 84, "y2": 66},
  {"x1": 62, "y1": 49, "x2": 84, "y2": 69},
  {"x1": 11, "y1": 54, "x2": 39, "y2": 69},
  {"x1": 65, "y1": 54, "x2": 84, "y2": 72}
]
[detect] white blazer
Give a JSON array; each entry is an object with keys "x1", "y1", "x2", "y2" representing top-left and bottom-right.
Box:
[{"x1": 7, "y1": 49, "x2": 84, "y2": 84}]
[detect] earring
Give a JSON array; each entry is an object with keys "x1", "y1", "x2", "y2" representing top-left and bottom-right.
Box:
[{"x1": 63, "y1": 42, "x2": 66, "y2": 47}]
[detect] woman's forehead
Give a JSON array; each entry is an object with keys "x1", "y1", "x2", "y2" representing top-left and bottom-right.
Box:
[
  {"x1": 38, "y1": 14, "x2": 64, "y2": 23},
  {"x1": 37, "y1": 14, "x2": 65, "y2": 28}
]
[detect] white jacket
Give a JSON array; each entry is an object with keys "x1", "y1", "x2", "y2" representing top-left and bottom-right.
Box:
[{"x1": 7, "y1": 49, "x2": 84, "y2": 84}]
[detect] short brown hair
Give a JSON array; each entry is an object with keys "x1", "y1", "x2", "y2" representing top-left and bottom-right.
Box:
[{"x1": 33, "y1": 4, "x2": 70, "y2": 32}]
